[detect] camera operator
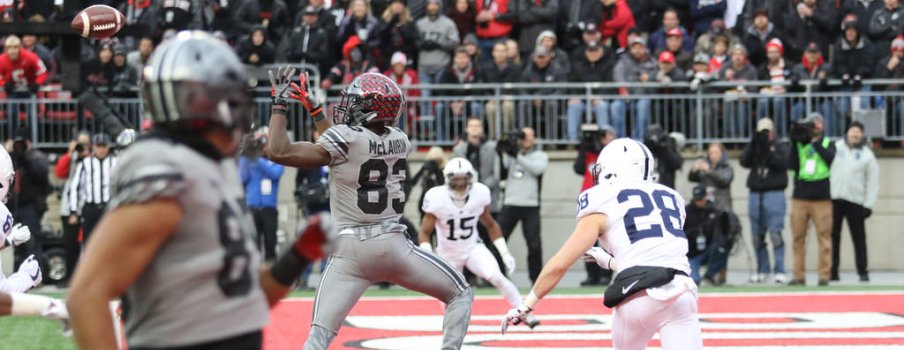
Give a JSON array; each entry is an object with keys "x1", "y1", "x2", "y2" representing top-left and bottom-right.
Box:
[
  {"x1": 496, "y1": 127, "x2": 548, "y2": 284},
  {"x1": 54, "y1": 130, "x2": 91, "y2": 285},
  {"x1": 740, "y1": 118, "x2": 790, "y2": 284},
  {"x1": 788, "y1": 113, "x2": 835, "y2": 286},
  {"x1": 643, "y1": 124, "x2": 683, "y2": 189},
  {"x1": 685, "y1": 186, "x2": 740, "y2": 286},
  {"x1": 573, "y1": 124, "x2": 616, "y2": 286},
  {"x1": 7, "y1": 127, "x2": 49, "y2": 268},
  {"x1": 240, "y1": 127, "x2": 285, "y2": 262}
]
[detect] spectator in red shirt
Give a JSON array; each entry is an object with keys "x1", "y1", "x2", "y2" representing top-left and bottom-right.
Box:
[
  {"x1": 599, "y1": 0, "x2": 635, "y2": 49},
  {"x1": 475, "y1": 0, "x2": 517, "y2": 57},
  {"x1": 0, "y1": 35, "x2": 47, "y2": 97}
]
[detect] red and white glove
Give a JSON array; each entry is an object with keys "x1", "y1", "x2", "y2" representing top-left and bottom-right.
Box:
[
  {"x1": 289, "y1": 71, "x2": 322, "y2": 115},
  {"x1": 293, "y1": 214, "x2": 328, "y2": 262}
]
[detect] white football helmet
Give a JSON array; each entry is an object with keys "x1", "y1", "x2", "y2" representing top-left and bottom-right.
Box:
[
  {"x1": 0, "y1": 148, "x2": 14, "y2": 203},
  {"x1": 592, "y1": 138, "x2": 655, "y2": 185},
  {"x1": 443, "y1": 158, "x2": 478, "y2": 201}
]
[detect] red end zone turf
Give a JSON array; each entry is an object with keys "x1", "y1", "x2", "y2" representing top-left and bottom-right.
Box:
[{"x1": 264, "y1": 292, "x2": 904, "y2": 349}]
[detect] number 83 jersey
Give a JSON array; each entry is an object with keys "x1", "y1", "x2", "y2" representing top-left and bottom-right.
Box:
[
  {"x1": 577, "y1": 179, "x2": 690, "y2": 274},
  {"x1": 317, "y1": 125, "x2": 411, "y2": 234},
  {"x1": 422, "y1": 183, "x2": 491, "y2": 258}
]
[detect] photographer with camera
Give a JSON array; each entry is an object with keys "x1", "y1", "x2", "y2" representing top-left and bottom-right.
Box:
[
  {"x1": 7, "y1": 127, "x2": 49, "y2": 268},
  {"x1": 573, "y1": 124, "x2": 616, "y2": 286},
  {"x1": 643, "y1": 124, "x2": 683, "y2": 189},
  {"x1": 788, "y1": 113, "x2": 835, "y2": 286},
  {"x1": 239, "y1": 126, "x2": 285, "y2": 262},
  {"x1": 686, "y1": 186, "x2": 740, "y2": 286},
  {"x1": 740, "y1": 118, "x2": 790, "y2": 284},
  {"x1": 54, "y1": 131, "x2": 92, "y2": 285},
  {"x1": 688, "y1": 142, "x2": 733, "y2": 212},
  {"x1": 496, "y1": 127, "x2": 548, "y2": 284}
]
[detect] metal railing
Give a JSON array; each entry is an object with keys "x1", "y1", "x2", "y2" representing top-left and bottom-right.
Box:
[{"x1": 3, "y1": 79, "x2": 903, "y2": 149}]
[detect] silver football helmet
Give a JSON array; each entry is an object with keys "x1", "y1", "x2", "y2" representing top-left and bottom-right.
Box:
[{"x1": 141, "y1": 31, "x2": 252, "y2": 132}]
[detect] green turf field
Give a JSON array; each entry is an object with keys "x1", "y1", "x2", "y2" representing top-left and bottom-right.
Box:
[{"x1": 3, "y1": 285, "x2": 900, "y2": 350}]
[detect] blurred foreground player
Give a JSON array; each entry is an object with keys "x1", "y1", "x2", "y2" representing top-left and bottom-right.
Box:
[
  {"x1": 502, "y1": 138, "x2": 702, "y2": 349},
  {"x1": 266, "y1": 68, "x2": 473, "y2": 350},
  {"x1": 67, "y1": 31, "x2": 325, "y2": 350},
  {"x1": 419, "y1": 158, "x2": 538, "y2": 328}
]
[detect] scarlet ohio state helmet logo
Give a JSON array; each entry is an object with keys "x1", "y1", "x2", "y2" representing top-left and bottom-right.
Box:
[{"x1": 338, "y1": 73, "x2": 405, "y2": 126}]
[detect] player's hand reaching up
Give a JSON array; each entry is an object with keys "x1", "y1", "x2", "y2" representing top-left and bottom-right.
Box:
[
  {"x1": 289, "y1": 71, "x2": 322, "y2": 115},
  {"x1": 501, "y1": 304, "x2": 533, "y2": 334},
  {"x1": 268, "y1": 66, "x2": 296, "y2": 107}
]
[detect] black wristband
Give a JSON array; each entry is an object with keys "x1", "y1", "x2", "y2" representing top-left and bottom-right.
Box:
[
  {"x1": 270, "y1": 250, "x2": 310, "y2": 286},
  {"x1": 271, "y1": 96, "x2": 288, "y2": 106}
]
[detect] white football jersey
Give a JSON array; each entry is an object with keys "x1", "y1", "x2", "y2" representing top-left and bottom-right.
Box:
[
  {"x1": 576, "y1": 179, "x2": 690, "y2": 274},
  {"x1": 422, "y1": 182, "x2": 491, "y2": 255}
]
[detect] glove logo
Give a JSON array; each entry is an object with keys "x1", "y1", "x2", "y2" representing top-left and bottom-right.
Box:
[{"x1": 622, "y1": 280, "x2": 639, "y2": 295}]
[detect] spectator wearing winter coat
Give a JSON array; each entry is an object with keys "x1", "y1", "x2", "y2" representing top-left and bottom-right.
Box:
[
  {"x1": 384, "y1": 52, "x2": 421, "y2": 124},
  {"x1": 757, "y1": 38, "x2": 792, "y2": 135},
  {"x1": 447, "y1": 0, "x2": 477, "y2": 41},
  {"x1": 513, "y1": 0, "x2": 559, "y2": 56},
  {"x1": 294, "y1": 0, "x2": 338, "y2": 45},
  {"x1": 287, "y1": 6, "x2": 331, "y2": 74},
  {"x1": 126, "y1": 37, "x2": 153, "y2": 81},
  {"x1": 566, "y1": 41, "x2": 618, "y2": 140},
  {"x1": 783, "y1": 0, "x2": 837, "y2": 61},
  {"x1": 868, "y1": 0, "x2": 904, "y2": 59},
  {"x1": 649, "y1": 8, "x2": 694, "y2": 54},
  {"x1": 475, "y1": 0, "x2": 517, "y2": 56},
  {"x1": 379, "y1": 0, "x2": 419, "y2": 70},
  {"x1": 841, "y1": 0, "x2": 884, "y2": 35},
  {"x1": 557, "y1": 0, "x2": 604, "y2": 52},
  {"x1": 569, "y1": 23, "x2": 603, "y2": 60},
  {"x1": 234, "y1": 0, "x2": 292, "y2": 43},
  {"x1": 835, "y1": 15, "x2": 876, "y2": 134},
  {"x1": 829, "y1": 121, "x2": 879, "y2": 283},
  {"x1": 790, "y1": 43, "x2": 833, "y2": 126},
  {"x1": 82, "y1": 43, "x2": 114, "y2": 89},
  {"x1": 613, "y1": 35, "x2": 657, "y2": 139},
  {"x1": 416, "y1": 0, "x2": 460, "y2": 84},
  {"x1": 337, "y1": 0, "x2": 382, "y2": 55},
  {"x1": 236, "y1": 25, "x2": 276, "y2": 66},
  {"x1": 689, "y1": 142, "x2": 734, "y2": 212},
  {"x1": 695, "y1": 19, "x2": 740, "y2": 57},
  {"x1": 741, "y1": 8, "x2": 782, "y2": 67},
  {"x1": 519, "y1": 45, "x2": 568, "y2": 124},
  {"x1": 707, "y1": 34, "x2": 730, "y2": 72},
  {"x1": 660, "y1": 28, "x2": 693, "y2": 71},
  {"x1": 690, "y1": 0, "x2": 727, "y2": 36},
  {"x1": 108, "y1": 47, "x2": 137, "y2": 98},
  {"x1": 599, "y1": 0, "x2": 635, "y2": 49},
  {"x1": 654, "y1": 50, "x2": 688, "y2": 120},
  {"x1": 535, "y1": 30, "x2": 571, "y2": 74},
  {"x1": 478, "y1": 41, "x2": 521, "y2": 137},
  {"x1": 436, "y1": 47, "x2": 481, "y2": 140},
  {"x1": 875, "y1": 36, "x2": 904, "y2": 136},
  {"x1": 717, "y1": 44, "x2": 758, "y2": 138}
]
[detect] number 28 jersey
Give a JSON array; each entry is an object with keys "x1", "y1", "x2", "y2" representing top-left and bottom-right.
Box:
[
  {"x1": 576, "y1": 180, "x2": 690, "y2": 274},
  {"x1": 317, "y1": 125, "x2": 410, "y2": 234},
  {"x1": 422, "y1": 183, "x2": 491, "y2": 256}
]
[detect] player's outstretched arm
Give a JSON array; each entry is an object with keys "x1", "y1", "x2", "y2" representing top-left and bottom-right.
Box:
[
  {"x1": 502, "y1": 213, "x2": 606, "y2": 333},
  {"x1": 266, "y1": 66, "x2": 332, "y2": 168},
  {"x1": 68, "y1": 200, "x2": 182, "y2": 350},
  {"x1": 260, "y1": 213, "x2": 327, "y2": 306},
  {"x1": 417, "y1": 213, "x2": 438, "y2": 252}
]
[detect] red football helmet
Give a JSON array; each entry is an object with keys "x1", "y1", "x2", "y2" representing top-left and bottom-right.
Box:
[{"x1": 333, "y1": 73, "x2": 406, "y2": 126}]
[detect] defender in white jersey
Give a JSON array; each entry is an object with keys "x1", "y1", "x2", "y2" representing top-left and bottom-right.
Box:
[
  {"x1": 0, "y1": 148, "x2": 41, "y2": 293},
  {"x1": 502, "y1": 138, "x2": 702, "y2": 349},
  {"x1": 419, "y1": 158, "x2": 539, "y2": 328},
  {"x1": 266, "y1": 69, "x2": 473, "y2": 350}
]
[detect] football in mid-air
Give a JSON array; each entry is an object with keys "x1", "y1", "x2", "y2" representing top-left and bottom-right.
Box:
[{"x1": 71, "y1": 5, "x2": 125, "y2": 39}]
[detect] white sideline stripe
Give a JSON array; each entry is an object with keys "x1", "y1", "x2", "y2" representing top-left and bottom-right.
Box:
[{"x1": 282, "y1": 290, "x2": 904, "y2": 302}]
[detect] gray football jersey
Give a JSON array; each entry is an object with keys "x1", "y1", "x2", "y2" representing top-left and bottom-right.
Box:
[
  {"x1": 108, "y1": 137, "x2": 268, "y2": 348},
  {"x1": 317, "y1": 125, "x2": 410, "y2": 236}
]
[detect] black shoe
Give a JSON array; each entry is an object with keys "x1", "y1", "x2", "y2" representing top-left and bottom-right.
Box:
[
  {"x1": 830, "y1": 273, "x2": 840, "y2": 282},
  {"x1": 818, "y1": 279, "x2": 829, "y2": 286},
  {"x1": 378, "y1": 282, "x2": 392, "y2": 290},
  {"x1": 580, "y1": 278, "x2": 602, "y2": 286},
  {"x1": 859, "y1": 273, "x2": 870, "y2": 282},
  {"x1": 788, "y1": 279, "x2": 806, "y2": 286}
]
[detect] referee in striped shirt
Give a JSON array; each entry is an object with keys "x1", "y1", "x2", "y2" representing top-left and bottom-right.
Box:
[{"x1": 68, "y1": 133, "x2": 117, "y2": 245}]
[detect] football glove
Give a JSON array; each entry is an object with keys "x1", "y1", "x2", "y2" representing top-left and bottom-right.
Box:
[
  {"x1": 18, "y1": 255, "x2": 42, "y2": 288},
  {"x1": 292, "y1": 214, "x2": 327, "y2": 262},
  {"x1": 583, "y1": 247, "x2": 615, "y2": 270},
  {"x1": 5, "y1": 223, "x2": 31, "y2": 248},
  {"x1": 268, "y1": 66, "x2": 296, "y2": 106},
  {"x1": 501, "y1": 304, "x2": 533, "y2": 334},
  {"x1": 289, "y1": 71, "x2": 322, "y2": 115},
  {"x1": 502, "y1": 253, "x2": 516, "y2": 276}
]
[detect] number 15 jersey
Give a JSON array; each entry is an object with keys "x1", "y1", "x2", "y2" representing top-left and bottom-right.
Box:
[
  {"x1": 317, "y1": 125, "x2": 410, "y2": 234},
  {"x1": 422, "y1": 183, "x2": 491, "y2": 258},
  {"x1": 576, "y1": 179, "x2": 690, "y2": 274}
]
